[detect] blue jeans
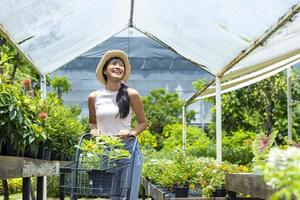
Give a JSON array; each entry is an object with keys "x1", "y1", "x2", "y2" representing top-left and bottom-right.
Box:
[{"x1": 110, "y1": 138, "x2": 143, "y2": 200}]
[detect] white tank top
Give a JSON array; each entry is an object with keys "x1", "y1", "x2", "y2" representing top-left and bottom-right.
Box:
[{"x1": 94, "y1": 88, "x2": 132, "y2": 135}]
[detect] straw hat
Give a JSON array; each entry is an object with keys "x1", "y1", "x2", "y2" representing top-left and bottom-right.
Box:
[{"x1": 96, "y1": 50, "x2": 131, "y2": 85}]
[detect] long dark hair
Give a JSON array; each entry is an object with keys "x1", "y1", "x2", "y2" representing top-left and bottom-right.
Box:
[
  {"x1": 103, "y1": 57, "x2": 130, "y2": 119},
  {"x1": 116, "y1": 83, "x2": 130, "y2": 119}
]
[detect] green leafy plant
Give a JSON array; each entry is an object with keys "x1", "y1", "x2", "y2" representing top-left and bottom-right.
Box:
[
  {"x1": 142, "y1": 151, "x2": 196, "y2": 190},
  {"x1": 222, "y1": 130, "x2": 256, "y2": 165},
  {"x1": 163, "y1": 151, "x2": 197, "y2": 190},
  {"x1": 142, "y1": 152, "x2": 250, "y2": 197},
  {"x1": 50, "y1": 76, "x2": 71, "y2": 99},
  {"x1": 76, "y1": 135, "x2": 131, "y2": 169},
  {"x1": 137, "y1": 129, "x2": 158, "y2": 150},
  {"x1": 43, "y1": 95, "x2": 84, "y2": 159},
  {"x1": 198, "y1": 160, "x2": 249, "y2": 197},
  {"x1": 207, "y1": 70, "x2": 300, "y2": 144},
  {"x1": 0, "y1": 77, "x2": 36, "y2": 153},
  {"x1": 192, "y1": 79, "x2": 206, "y2": 91},
  {"x1": 161, "y1": 123, "x2": 211, "y2": 153},
  {"x1": 137, "y1": 88, "x2": 196, "y2": 149}
]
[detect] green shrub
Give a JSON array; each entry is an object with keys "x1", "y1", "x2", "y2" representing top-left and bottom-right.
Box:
[
  {"x1": 138, "y1": 89, "x2": 196, "y2": 149},
  {"x1": 138, "y1": 129, "x2": 158, "y2": 150},
  {"x1": 0, "y1": 178, "x2": 36, "y2": 195},
  {"x1": 47, "y1": 176, "x2": 60, "y2": 198},
  {"x1": 0, "y1": 78, "x2": 41, "y2": 153},
  {"x1": 44, "y1": 95, "x2": 84, "y2": 158},
  {"x1": 50, "y1": 76, "x2": 71, "y2": 99},
  {"x1": 161, "y1": 123, "x2": 211, "y2": 154},
  {"x1": 80, "y1": 116, "x2": 90, "y2": 133},
  {"x1": 222, "y1": 130, "x2": 256, "y2": 165}
]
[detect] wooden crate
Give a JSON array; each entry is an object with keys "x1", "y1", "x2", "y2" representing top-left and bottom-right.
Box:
[{"x1": 225, "y1": 173, "x2": 277, "y2": 199}]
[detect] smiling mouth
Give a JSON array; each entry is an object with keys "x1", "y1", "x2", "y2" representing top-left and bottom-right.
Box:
[{"x1": 112, "y1": 70, "x2": 122, "y2": 75}]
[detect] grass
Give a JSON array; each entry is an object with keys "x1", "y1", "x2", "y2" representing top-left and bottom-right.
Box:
[
  {"x1": 0, "y1": 194, "x2": 109, "y2": 200},
  {"x1": 0, "y1": 193, "x2": 22, "y2": 200},
  {"x1": 0, "y1": 194, "x2": 148, "y2": 200}
]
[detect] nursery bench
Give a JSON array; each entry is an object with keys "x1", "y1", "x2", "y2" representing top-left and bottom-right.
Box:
[
  {"x1": 0, "y1": 156, "x2": 69, "y2": 200},
  {"x1": 225, "y1": 173, "x2": 278, "y2": 200}
]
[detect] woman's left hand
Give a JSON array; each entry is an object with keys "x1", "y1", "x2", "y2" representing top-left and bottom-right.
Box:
[{"x1": 118, "y1": 129, "x2": 131, "y2": 139}]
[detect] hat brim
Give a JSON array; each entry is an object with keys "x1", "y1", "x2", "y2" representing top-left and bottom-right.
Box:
[{"x1": 96, "y1": 50, "x2": 131, "y2": 85}]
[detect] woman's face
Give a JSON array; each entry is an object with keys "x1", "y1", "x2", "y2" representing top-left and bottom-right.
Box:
[{"x1": 103, "y1": 58, "x2": 125, "y2": 82}]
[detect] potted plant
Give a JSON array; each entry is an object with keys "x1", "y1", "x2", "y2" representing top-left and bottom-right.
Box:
[
  {"x1": 198, "y1": 159, "x2": 249, "y2": 197},
  {"x1": 199, "y1": 161, "x2": 226, "y2": 197},
  {"x1": 76, "y1": 135, "x2": 131, "y2": 194},
  {"x1": 158, "y1": 151, "x2": 198, "y2": 197},
  {"x1": 77, "y1": 135, "x2": 131, "y2": 168},
  {"x1": 0, "y1": 80, "x2": 31, "y2": 156},
  {"x1": 252, "y1": 131, "x2": 277, "y2": 174}
]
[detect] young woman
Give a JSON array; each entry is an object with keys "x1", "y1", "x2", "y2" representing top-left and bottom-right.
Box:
[{"x1": 88, "y1": 49, "x2": 147, "y2": 199}]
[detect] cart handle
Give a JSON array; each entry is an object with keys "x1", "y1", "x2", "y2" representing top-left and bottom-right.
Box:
[{"x1": 74, "y1": 133, "x2": 92, "y2": 162}]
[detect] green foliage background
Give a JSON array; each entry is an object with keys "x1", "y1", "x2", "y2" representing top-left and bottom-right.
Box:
[
  {"x1": 136, "y1": 88, "x2": 196, "y2": 150},
  {"x1": 205, "y1": 71, "x2": 300, "y2": 143}
]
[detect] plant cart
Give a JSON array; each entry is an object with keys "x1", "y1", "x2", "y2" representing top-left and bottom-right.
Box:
[{"x1": 60, "y1": 133, "x2": 137, "y2": 200}]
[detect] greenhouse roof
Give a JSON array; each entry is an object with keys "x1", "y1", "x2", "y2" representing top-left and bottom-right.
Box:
[{"x1": 0, "y1": 0, "x2": 300, "y2": 102}]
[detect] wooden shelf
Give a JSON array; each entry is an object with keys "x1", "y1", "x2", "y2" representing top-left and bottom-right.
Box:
[
  {"x1": 0, "y1": 155, "x2": 67, "y2": 180},
  {"x1": 225, "y1": 173, "x2": 277, "y2": 200}
]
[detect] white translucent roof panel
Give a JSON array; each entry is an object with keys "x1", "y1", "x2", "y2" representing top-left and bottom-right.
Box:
[
  {"x1": 227, "y1": 13, "x2": 300, "y2": 77},
  {"x1": 134, "y1": 0, "x2": 299, "y2": 75},
  {"x1": 0, "y1": 0, "x2": 130, "y2": 75},
  {"x1": 196, "y1": 54, "x2": 300, "y2": 100}
]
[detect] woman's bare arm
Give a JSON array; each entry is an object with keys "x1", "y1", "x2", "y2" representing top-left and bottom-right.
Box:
[
  {"x1": 128, "y1": 88, "x2": 148, "y2": 136},
  {"x1": 88, "y1": 91, "x2": 99, "y2": 135}
]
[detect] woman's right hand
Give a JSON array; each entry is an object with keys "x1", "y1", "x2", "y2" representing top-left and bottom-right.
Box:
[{"x1": 90, "y1": 129, "x2": 100, "y2": 137}]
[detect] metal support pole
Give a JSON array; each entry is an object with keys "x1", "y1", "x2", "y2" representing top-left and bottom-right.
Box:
[
  {"x1": 182, "y1": 106, "x2": 187, "y2": 153},
  {"x1": 2, "y1": 180, "x2": 9, "y2": 200},
  {"x1": 201, "y1": 100, "x2": 205, "y2": 130},
  {"x1": 287, "y1": 66, "x2": 292, "y2": 140},
  {"x1": 37, "y1": 177, "x2": 44, "y2": 200},
  {"x1": 40, "y1": 75, "x2": 46, "y2": 100},
  {"x1": 23, "y1": 177, "x2": 30, "y2": 200},
  {"x1": 60, "y1": 174, "x2": 65, "y2": 200},
  {"x1": 43, "y1": 177, "x2": 47, "y2": 200},
  {"x1": 216, "y1": 76, "x2": 222, "y2": 162},
  {"x1": 37, "y1": 75, "x2": 47, "y2": 200},
  {"x1": 40, "y1": 74, "x2": 47, "y2": 200}
]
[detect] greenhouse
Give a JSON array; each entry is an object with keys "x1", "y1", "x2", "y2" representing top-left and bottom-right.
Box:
[{"x1": 1, "y1": 0, "x2": 300, "y2": 200}]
